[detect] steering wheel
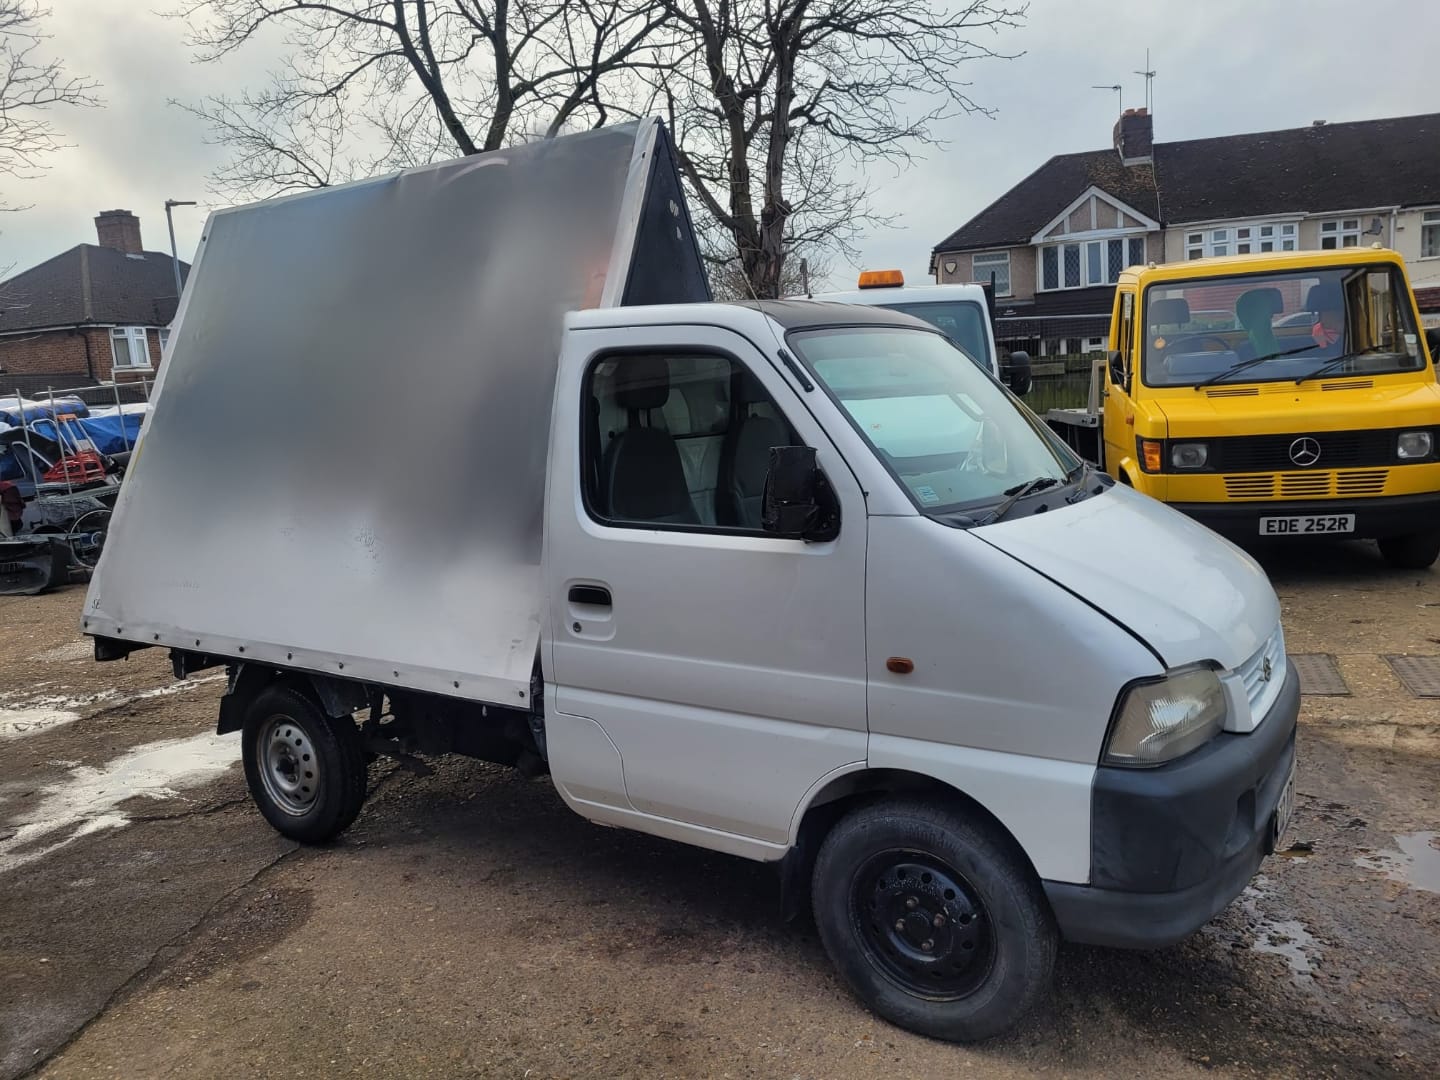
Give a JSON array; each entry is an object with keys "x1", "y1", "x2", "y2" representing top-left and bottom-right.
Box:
[{"x1": 1157, "y1": 334, "x2": 1233, "y2": 357}]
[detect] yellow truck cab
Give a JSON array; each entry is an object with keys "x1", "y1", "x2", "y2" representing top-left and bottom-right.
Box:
[{"x1": 1047, "y1": 247, "x2": 1440, "y2": 568}]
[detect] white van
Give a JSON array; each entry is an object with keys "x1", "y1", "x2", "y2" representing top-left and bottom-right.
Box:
[
  {"x1": 85, "y1": 121, "x2": 1297, "y2": 1043},
  {"x1": 809, "y1": 272, "x2": 1033, "y2": 395}
]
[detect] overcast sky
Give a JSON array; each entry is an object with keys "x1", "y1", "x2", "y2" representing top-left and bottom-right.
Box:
[{"x1": 3, "y1": 0, "x2": 1437, "y2": 289}]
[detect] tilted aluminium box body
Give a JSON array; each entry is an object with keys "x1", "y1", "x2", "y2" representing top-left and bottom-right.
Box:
[{"x1": 83, "y1": 120, "x2": 708, "y2": 706}]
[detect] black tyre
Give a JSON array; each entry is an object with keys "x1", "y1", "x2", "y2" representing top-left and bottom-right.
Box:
[
  {"x1": 241, "y1": 684, "x2": 368, "y2": 843},
  {"x1": 811, "y1": 799, "x2": 1056, "y2": 1042},
  {"x1": 1377, "y1": 531, "x2": 1440, "y2": 570}
]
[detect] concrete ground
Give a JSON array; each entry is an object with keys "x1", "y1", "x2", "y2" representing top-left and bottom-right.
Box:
[{"x1": 1, "y1": 540, "x2": 1437, "y2": 1079}]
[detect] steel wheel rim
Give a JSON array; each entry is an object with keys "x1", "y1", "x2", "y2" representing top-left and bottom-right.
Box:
[
  {"x1": 850, "y1": 848, "x2": 995, "y2": 1000},
  {"x1": 257, "y1": 714, "x2": 321, "y2": 816}
]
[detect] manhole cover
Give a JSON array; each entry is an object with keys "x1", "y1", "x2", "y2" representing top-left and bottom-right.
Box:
[
  {"x1": 1290, "y1": 653, "x2": 1349, "y2": 696},
  {"x1": 1385, "y1": 655, "x2": 1440, "y2": 698}
]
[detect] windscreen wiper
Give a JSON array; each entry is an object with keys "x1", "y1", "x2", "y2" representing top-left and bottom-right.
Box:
[
  {"x1": 979, "y1": 476, "x2": 1061, "y2": 525},
  {"x1": 1293, "y1": 346, "x2": 1385, "y2": 385},
  {"x1": 1192, "y1": 343, "x2": 1321, "y2": 389}
]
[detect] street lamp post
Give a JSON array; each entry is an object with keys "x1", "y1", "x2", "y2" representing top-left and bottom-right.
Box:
[{"x1": 164, "y1": 199, "x2": 197, "y2": 300}]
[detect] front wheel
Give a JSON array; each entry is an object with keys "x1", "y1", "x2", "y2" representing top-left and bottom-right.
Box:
[
  {"x1": 811, "y1": 799, "x2": 1056, "y2": 1042},
  {"x1": 241, "y1": 684, "x2": 368, "y2": 843},
  {"x1": 1378, "y1": 531, "x2": 1440, "y2": 570}
]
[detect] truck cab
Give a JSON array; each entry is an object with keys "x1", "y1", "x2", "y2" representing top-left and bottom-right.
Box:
[
  {"x1": 1051, "y1": 248, "x2": 1440, "y2": 568},
  {"x1": 809, "y1": 271, "x2": 1032, "y2": 395}
]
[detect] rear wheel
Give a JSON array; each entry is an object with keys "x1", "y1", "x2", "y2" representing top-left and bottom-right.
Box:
[
  {"x1": 1378, "y1": 531, "x2": 1440, "y2": 570},
  {"x1": 811, "y1": 799, "x2": 1056, "y2": 1042},
  {"x1": 242, "y1": 684, "x2": 368, "y2": 843}
]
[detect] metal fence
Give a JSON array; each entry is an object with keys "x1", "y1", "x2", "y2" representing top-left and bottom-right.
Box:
[{"x1": 1026, "y1": 354, "x2": 1096, "y2": 412}]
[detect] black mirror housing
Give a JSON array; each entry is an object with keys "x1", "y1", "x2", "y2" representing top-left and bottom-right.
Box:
[
  {"x1": 762, "y1": 446, "x2": 836, "y2": 540},
  {"x1": 1107, "y1": 349, "x2": 1125, "y2": 387},
  {"x1": 1004, "y1": 350, "x2": 1032, "y2": 396},
  {"x1": 1426, "y1": 327, "x2": 1440, "y2": 360}
]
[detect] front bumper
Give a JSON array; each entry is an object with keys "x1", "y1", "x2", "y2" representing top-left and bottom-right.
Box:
[
  {"x1": 1169, "y1": 491, "x2": 1440, "y2": 541},
  {"x1": 1043, "y1": 662, "x2": 1299, "y2": 949}
]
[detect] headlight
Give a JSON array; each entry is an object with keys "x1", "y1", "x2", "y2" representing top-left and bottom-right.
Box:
[
  {"x1": 1170, "y1": 442, "x2": 1209, "y2": 469},
  {"x1": 1397, "y1": 431, "x2": 1433, "y2": 460},
  {"x1": 1104, "y1": 667, "x2": 1227, "y2": 766}
]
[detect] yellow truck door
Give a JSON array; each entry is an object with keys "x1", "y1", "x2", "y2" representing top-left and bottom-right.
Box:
[{"x1": 1103, "y1": 289, "x2": 1139, "y2": 482}]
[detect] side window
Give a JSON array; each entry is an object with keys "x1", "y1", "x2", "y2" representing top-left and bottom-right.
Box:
[
  {"x1": 1116, "y1": 291, "x2": 1134, "y2": 382},
  {"x1": 583, "y1": 352, "x2": 799, "y2": 532}
]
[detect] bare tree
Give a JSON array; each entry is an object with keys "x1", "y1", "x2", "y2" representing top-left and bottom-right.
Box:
[
  {"x1": 655, "y1": 0, "x2": 1025, "y2": 298},
  {"x1": 173, "y1": 0, "x2": 675, "y2": 199},
  {"x1": 0, "y1": 1, "x2": 101, "y2": 197}
]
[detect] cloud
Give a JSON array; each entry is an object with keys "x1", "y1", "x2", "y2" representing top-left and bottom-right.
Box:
[{"x1": 0, "y1": 0, "x2": 1434, "y2": 290}]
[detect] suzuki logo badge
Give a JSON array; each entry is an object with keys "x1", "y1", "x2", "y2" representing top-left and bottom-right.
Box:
[
  {"x1": 1261, "y1": 657, "x2": 1273, "y2": 683},
  {"x1": 1288, "y1": 437, "x2": 1322, "y2": 467}
]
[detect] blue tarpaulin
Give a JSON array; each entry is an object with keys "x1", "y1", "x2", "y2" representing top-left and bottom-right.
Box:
[
  {"x1": 0, "y1": 397, "x2": 88, "y2": 425},
  {"x1": 30, "y1": 414, "x2": 143, "y2": 456}
]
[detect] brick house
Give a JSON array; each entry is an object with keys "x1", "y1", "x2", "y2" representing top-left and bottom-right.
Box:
[
  {"x1": 931, "y1": 111, "x2": 1440, "y2": 355},
  {"x1": 0, "y1": 210, "x2": 189, "y2": 396}
]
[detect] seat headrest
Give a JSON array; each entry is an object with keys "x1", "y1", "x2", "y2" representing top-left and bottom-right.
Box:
[
  {"x1": 1149, "y1": 297, "x2": 1190, "y2": 327},
  {"x1": 1236, "y1": 288, "x2": 1284, "y2": 328},
  {"x1": 1305, "y1": 281, "x2": 1344, "y2": 314},
  {"x1": 735, "y1": 371, "x2": 770, "y2": 406},
  {"x1": 613, "y1": 355, "x2": 671, "y2": 411}
]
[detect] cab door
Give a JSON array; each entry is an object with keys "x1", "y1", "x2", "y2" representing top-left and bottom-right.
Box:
[
  {"x1": 1103, "y1": 288, "x2": 1139, "y2": 478},
  {"x1": 541, "y1": 322, "x2": 869, "y2": 851}
]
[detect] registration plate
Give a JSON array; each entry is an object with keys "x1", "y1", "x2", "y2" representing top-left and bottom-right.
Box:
[
  {"x1": 1258, "y1": 514, "x2": 1355, "y2": 536},
  {"x1": 1271, "y1": 756, "x2": 1297, "y2": 851}
]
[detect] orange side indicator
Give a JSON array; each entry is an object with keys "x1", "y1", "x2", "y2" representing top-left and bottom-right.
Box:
[{"x1": 886, "y1": 657, "x2": 915, "y2": 675}]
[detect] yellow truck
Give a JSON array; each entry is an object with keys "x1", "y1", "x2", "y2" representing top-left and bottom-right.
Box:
[{"x1": 1046, "y1": 247, "x2": 1440, "y2": 568}]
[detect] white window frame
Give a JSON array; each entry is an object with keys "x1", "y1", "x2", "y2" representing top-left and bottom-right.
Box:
[
  {"x1": 1420, "y1": 209, "x2": 1440, "y2": 260},
  {"x1": 1185, "y1": 221, "x2": 1297, "y2": 260},
  {"x1": 1038, "y1": 235, "x2": 1145, "y2": 292},
  {"x1": 110, "y1": 326, "x2": 153, "y2": 371},
  {"x1": 971, "y1": 251, "x2": 1012, "y2": 297},
  {"x1": 1319, "y1": 217, "x2": 1361, "y2": 250}
]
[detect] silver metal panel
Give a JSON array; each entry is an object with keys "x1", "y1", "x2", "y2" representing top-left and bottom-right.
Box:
[
  {"x1": 1290, "y1": 653, "x2": 1349, "y2": 696},
  {"x1": 85, "y1": 122, "x2": 656, "y2": 704},
  {"x1": 1385, "y1": 655, "x2": 1440, "y2": 698}
]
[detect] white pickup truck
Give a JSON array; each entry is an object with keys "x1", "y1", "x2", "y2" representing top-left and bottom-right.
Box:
[{"x1": 85, "y1": 120, "x2": 1297, "y2": 1042}]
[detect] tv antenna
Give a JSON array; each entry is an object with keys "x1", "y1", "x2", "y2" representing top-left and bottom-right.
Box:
[
  {"x1": 1092, "y1": 84, "x2": 1122, "y2": 117},
  {"x1": 1133, "y1": 49, "x2": 1156, "y2": 112}
]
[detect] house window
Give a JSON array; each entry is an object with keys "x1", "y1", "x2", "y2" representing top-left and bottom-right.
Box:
[
  {"x1": 1421, "y1": 210, "x2": 1440, "y2": 259},
  {"x1": 1039, "y1": 236, "x2": 1143, "y2": 290},
  {"x1": 110, "y1": 327, "x2": 152, "y2": 370},
  {"x1": 159, "y1": 327, "x2": 171, "y2": 353},
  {"x1": 971, "y1": 251, "x2": 1011, "y2": 296},
  {"x1": 1081, "y1": 337, "x2": 1108, "y2": 353},
  {"x1": 1320, "y1": 218, "x2": 1361, "y2": 249},
  {"x1": 1042, "y1": 246, "x2": 1058, "y2": 291},
  {"x1": 1186, "y1": 222, "x2": 1296, "y2": 259}
]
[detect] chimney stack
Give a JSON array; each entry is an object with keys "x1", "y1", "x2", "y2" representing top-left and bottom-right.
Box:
[
  {"x1": 94, "y1": 209, "x2": 143, "y2": 255},
  {"x1": 1114, "y1": 108, "x2": 1154, "y2": 166}
]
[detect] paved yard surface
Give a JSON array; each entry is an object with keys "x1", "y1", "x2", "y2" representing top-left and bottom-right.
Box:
[{"x1": 1, "y1": 540, "x2": 1437, "y2": 1079}]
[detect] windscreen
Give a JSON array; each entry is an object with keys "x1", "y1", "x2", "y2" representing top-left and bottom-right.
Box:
[
  {"x1": 789, "y1": 327, "x2": 1074, "y2": 515},
  {"x1": 881, "y1": 301, "x2": 992, "y2": 370},
  {"x1": 1142, "y1": 264, "x2": 1425, "y2": 387}
]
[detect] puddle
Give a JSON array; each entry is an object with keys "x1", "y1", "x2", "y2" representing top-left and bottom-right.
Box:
[
  {"x1": 0, "y1": 708, "x2": 81, "y2": 740},
  {"x1": 1355, "y1": 832, "x2": 1440, "y2": 894},
  {"x1": 0, "y1": 732, "x2": 240, "y2": 874},
  {"x1": 1223, "y1": 877, "x2": 1323, "y2": 983}
]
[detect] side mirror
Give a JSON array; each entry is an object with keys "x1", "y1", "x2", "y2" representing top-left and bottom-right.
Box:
[
  {"x1": 762, "y1": 446, "x2": 828, "y2": 539},
  {"x1": 1004, "y1": 350, "x2": 1032, "y2": 396},
  {"x1": 1107, "y1": 349, "x2": 1125, "y2": 388},
  {"x1": 1426, "y1": 327, "x2": 1440, "y2": 360}
]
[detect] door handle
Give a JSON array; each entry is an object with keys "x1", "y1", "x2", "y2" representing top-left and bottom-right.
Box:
[{"x1": 568, "y1": 585, "x2": 612, "y2": 608}]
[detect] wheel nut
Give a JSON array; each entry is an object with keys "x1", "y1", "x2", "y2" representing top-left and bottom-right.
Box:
[
  {"x1": 905, "y1": 897, "x2": 918, "y2": 910},
  {"x1": 933, "y1": 914, "x2": 945, "y2": 928},
  {"x1": 895, "y1": 919, "x2": 905, "y2": 932},
  {"x1": 921, "y1": 939, "x2": 934, "y2": 952}
]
